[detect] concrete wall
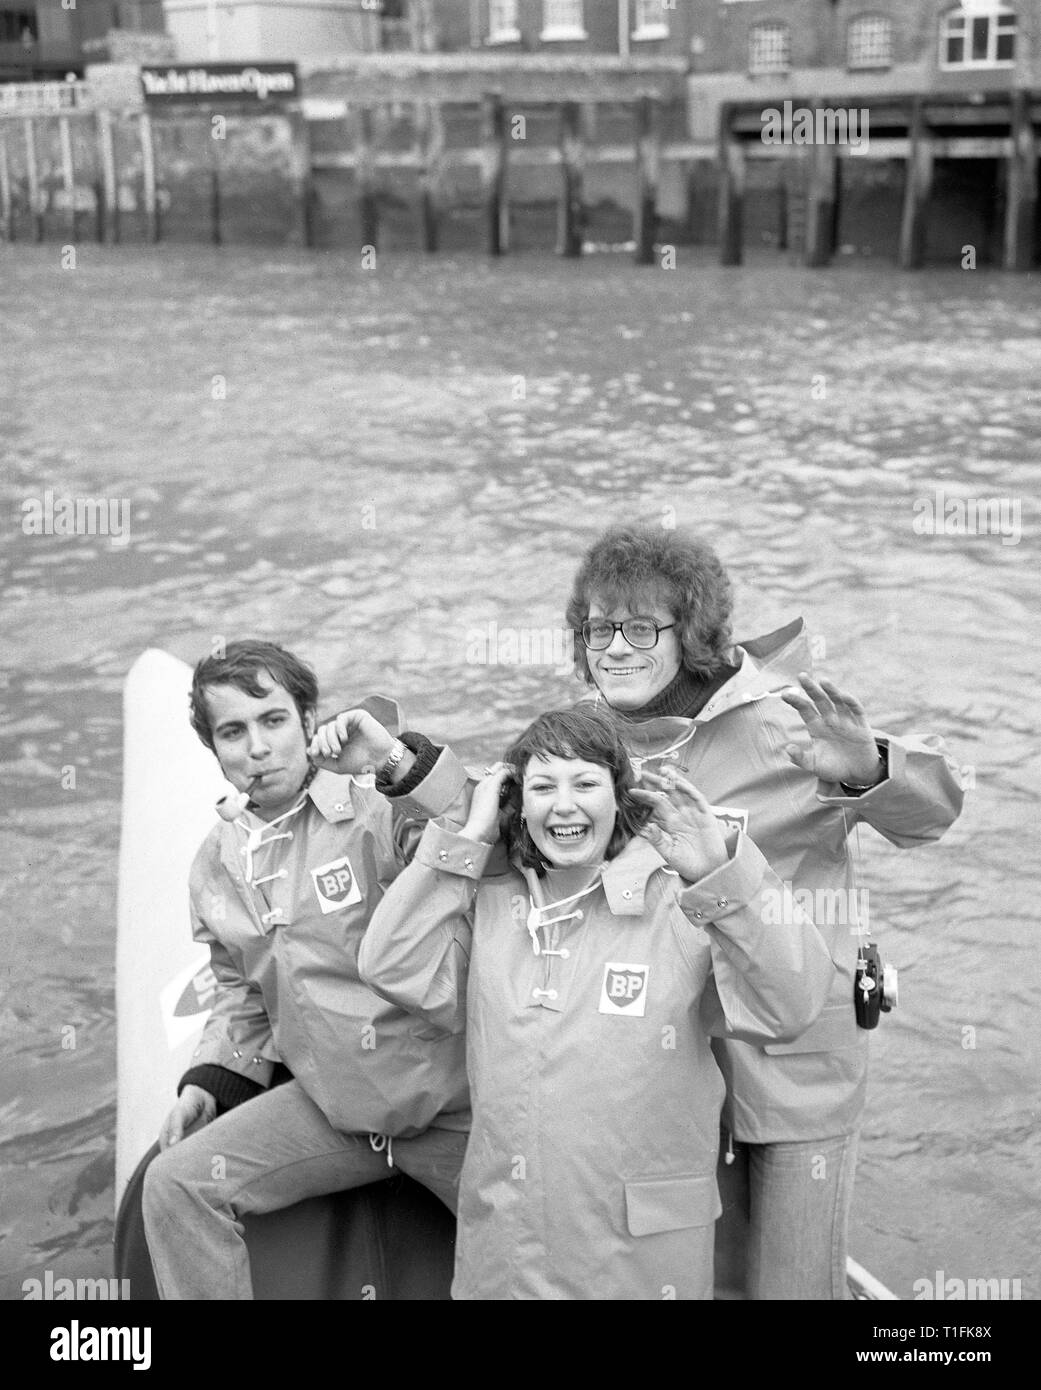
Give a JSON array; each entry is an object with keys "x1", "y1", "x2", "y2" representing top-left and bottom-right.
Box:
[{"x1": 161, "y1": 0, "x2": 379, "y2": 62}]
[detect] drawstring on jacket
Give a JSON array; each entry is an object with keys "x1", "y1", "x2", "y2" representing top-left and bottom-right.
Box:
[
  {"x1": 369, "y1": 1133, "x2": 394, "y2": 1169},
  {"x1": 525, "y1": 877, "x2": 602, "y2": 956}
]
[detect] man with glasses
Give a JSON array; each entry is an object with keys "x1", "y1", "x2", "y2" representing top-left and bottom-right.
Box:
[{"x1": 565, "y1": 525, "x2": 964, "y2": 1300}]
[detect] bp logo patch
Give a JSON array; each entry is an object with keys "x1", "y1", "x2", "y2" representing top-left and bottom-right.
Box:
[
  {"x1": 311, "y1": 855, "x2": 363, "y2": 914},
  {"x1": 599, "y1": 963, "x2": 649, "y2": 1017}
]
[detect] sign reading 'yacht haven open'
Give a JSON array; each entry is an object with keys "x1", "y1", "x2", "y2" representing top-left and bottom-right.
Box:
[{"x1": 140, "y1": 63, "x2": 299, "y2": 104}]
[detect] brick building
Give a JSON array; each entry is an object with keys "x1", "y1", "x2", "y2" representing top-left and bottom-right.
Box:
[{"x1": 0, "y1": 0, "x2": 165, "y2": 80}]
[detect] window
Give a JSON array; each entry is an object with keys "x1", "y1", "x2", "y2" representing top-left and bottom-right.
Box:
[
  {"x1": 940, "y1": 5, "x2": 1016, "y2": 70},
  {"x1": 488, "y1": 0, "x2": 520, "y2": 44},
  {"x1": 0, "y1": 8, "x2": 37, "y2": 42},
  {"x1": 541, "y1": 0, "x2": 585, "y2": 42},
  {"x1": 848, "y1": 15, "x2": 893, "y2": 70},
  {"x1": 749, "y1": 22, "x2": 790, "y2": 75},
  {"x1": 633, "y1": 0, "x2": 668, "y2": 41}
]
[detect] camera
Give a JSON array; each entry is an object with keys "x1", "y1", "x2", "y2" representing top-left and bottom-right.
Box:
[{"x1": 854, "y1": 942, "x2": 898, "y2": 1030}]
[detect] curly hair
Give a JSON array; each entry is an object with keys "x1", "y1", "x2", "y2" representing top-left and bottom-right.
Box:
[
  {"x1": 499, "y1": 706, "x2": 652, "y2": 873},
  {"x1": 189, "y1": 640, "x2": 319, "y2": 752},
  {"x1": 564, "y1": 525, "x2": 734, "y2": 683}
]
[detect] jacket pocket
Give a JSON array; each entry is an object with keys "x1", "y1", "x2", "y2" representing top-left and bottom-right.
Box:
[
  {"x1": 762, "y1": 1002, "x2": 860, "y2": 1055},
  {"x1": 624, "y1": 1173, "x2": 721, "y2": 1238}
]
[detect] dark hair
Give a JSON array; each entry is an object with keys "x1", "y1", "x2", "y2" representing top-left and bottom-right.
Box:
[
  {"x1": 564, "y1": 525, "x2": 734, "y2": 684},
  {"x1": 189, "y1": 640, "x2": 319, "y2": 752},
  {"x1": 499, "y1": 707, "x2": 652, "y2": 872}
]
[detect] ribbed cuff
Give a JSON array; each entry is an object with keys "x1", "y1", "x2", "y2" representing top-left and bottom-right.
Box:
[
  {"x1": 178, "y1": 1064, "x2": 266, "y2": 1115},
  {"x1": 379, "y1": 732, "x2": 440, "y2": 797}
]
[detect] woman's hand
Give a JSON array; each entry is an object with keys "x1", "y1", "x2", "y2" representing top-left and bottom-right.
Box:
[
  {"x1": 780, "y1": 674, "x2": 882, "y2": 786},
  {"x1": 460, "y1": 763, "x2": 513, "y2": 846},
  {"x1": 631, "y1": 769, "x2": 729, "y2": 884},
  {"x1": 308, "y1": 709, "x2": 398, "y2": 777}
]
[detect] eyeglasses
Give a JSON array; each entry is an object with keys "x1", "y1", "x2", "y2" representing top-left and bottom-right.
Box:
[{"x1": 579, "y1": 618, "x2": 676, "y2": 651}]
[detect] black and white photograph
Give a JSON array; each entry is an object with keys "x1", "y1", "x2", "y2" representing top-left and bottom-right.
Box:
[{"x1": 1, "y1": 0, "x2": 1037, "y2": 1355}]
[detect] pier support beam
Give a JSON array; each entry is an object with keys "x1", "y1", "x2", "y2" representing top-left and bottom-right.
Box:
[
  {"x1": 139, "y1": 112, "x2": 159, "y2": 243},
  {"x1": 355, "y1": 105, "x2": 378, "y2": 252},
  {"x1": 481, "y1": 93, "x2": 507, "y2": 256},
  {"x1": 419, "y1": 101, "x2": 444, "y2": 252},
  {"x1": 804, "y1": 126, "x2": 837, "y2": 267},
  {"x1": 633, "y1": 95, "x2": 660, "y2": 265},
  {"x1": 0, "y1": 126, "x2": 12, "y2": 242},
  {"x1": 23, "y1": 118, "x2": 43, "y2": 242},
  {"x1": 59, "y1": 115, "x2": 76, "y2": 241},
  {"x1": 97, "y1": 108, "x2": 119, "y2": 244},
  {"x1": 557, "y1": 100, "x2": 584, "y2": 257},
  {"x1": 1004, "y1": 88, "x2": 1037, "y2": 272},
  {"x1": 898, "y1": 99, "x2": 932, "y2": 270},
  {"x1": 717, "y1": 105, "x2": 744, "y2": 267}
]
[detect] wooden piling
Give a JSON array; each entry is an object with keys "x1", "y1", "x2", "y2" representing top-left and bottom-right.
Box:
[
  {"x1": 355, "y1": 105, "x2": 378, "y2": 251},
  {"x1": 481, "y1": 93, "x2": 507, "y2": 256},
  {"x1": 97, "y1": 108, "x2": 119, "y2": 244},
  {"x1": 633, "y1": 95, "x2": 660, "y2": 265},
  {"x1": 0, "y1": 126, "x2": 12, "y2": 242},
  {"x1": 209, "y1": 123, "x2": 222, "y2": 247},
  {"x1": 288, "y1": 108, "x2": 314, "y2": 249},
  {"x1": 898, "y1": 99, "x2": 932, "y2": 270},
  {"x1": 717, "y1": 105, "x2": 744, "y2": 267},
  {"x1": 59, "y1": 115, "x2": 76, "y2": 241},
  {"x1": 139, "y1": 111, "x2": 160, "y2": 243},
  {"x1": 557, "y1": 100, "x2": 583, "y2": 257},
  {"x1": 804, "y1": 126, "x2": 837, "y2": 267},
  {"x1": 776, "y1": 164, "x2": 788, "y2": 252},
  {"x1": 419, "y1": 100, "x2": 444, "y2": 253},
  {"x1": 1004, "y1": 88, "x2": 1037, "y2": 272},
  {"x1": 23, "y1": 119, "x2": 43, "y2": 243}
]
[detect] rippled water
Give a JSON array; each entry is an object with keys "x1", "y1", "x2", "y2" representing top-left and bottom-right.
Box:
[{"x1": 1, "y1": 244, "x2": 1039, "y2": 1300}]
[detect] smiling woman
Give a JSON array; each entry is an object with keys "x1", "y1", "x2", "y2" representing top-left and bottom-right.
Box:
[{"x1": 358, "y1": 705, "x2": 834, "y2": 1300}]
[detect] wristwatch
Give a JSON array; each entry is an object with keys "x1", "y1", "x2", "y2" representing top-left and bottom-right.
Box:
[
  {"x1": 378, "y1": 738, "x2": 408, "y2": 780},
  {"x1": 840, "y1": 749, "x2": 887, "y2": 794}
]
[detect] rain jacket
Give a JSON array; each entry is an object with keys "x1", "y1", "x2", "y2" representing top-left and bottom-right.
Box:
[
  {"x1": 185, "y1": 709, "x2": 472, "y2": 1139},
  {"x1": 359, "y1": 819, "x2": 834, "y2": 1299},
  {"x1": 591, "y1": 618, "x2": 965, "y2": 1143}
]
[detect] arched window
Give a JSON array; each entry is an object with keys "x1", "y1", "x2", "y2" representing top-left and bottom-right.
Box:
[
  {"x1": 749, "y1": 22, "x2": 791, "y2": 75},
  {"x1": 848, "y1": 14, "x2": 893, "y2": 70},
  {"x1": 940, "y1": 4, "x2": 1016, "y2": 69}
]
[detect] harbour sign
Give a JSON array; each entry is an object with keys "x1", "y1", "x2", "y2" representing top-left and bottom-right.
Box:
[{"x1": 140, "y1": 63, "x2": 298, "y2": 104}]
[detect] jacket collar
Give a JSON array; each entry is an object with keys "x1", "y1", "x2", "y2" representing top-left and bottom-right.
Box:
[{"x1": 519, "y1": 835, "x2": 668, "y2": 918}]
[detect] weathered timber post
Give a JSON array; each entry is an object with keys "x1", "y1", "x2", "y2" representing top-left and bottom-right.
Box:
[
  {"x1": 898, "y1": 98, "x2": 932, "y2": 270},
  {"x1": 288, "y1": 107, "x2": 314, "y2": 248},
  {"x1": 481, "y1": 92, "x2": 507, "y2": 256},
  {"x1": 97, "y1": 107, "x2": 119, "y2": 244},
  {"x1": 633, "y1": 94, "x2": 660, "y2": 265},
  {"x1": 0, "y1": 126, "x2": 12, "y2": 242},
  {"x1": 59, "y1": 114, "x2": 76, "y2": 241},
  {"x1": 717, "y1": 104, "x2": 744, "y2": 266},
  {"x1": 209, "y1": 121, "x2": 222, "y2": 246},
  {"x1": 557, "y1": 100, "x2": 584, "y2": 257},
  {"x1": 139, "y1": 111, "x2": 160, "y2": 242},
  {"x1": 355, "y1": 105, "x2": 378, "y2": 251},
  {"x1": 419, "y1": 100, "x2": 444, "y2": 252},
  {"x1": 804, "y1": 119, "x2": 837, "y2": 267},
  {"x1": 23, "y1": 118, "x2": 43, "y2": 242},
  {"x1": 1004, "y1": 88, "x2": 1037, "y2": 272}
]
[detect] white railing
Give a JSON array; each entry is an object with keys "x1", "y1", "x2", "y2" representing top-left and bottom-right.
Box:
[{"x1": 0, "y1": 81, "x2": 92, "y2": 115}]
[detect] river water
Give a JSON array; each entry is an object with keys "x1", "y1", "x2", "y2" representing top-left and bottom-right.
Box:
[{"x1": 1, "y1": 244, "x2": 1038, "y2": 1301}]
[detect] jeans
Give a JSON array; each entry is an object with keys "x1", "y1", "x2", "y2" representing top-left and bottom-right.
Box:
[
  {"x1": 714, "y1": 1130, "x2": 859, "y2": 1300},
  {"x1": 142, "y1": 1079, "x2": 467, "y2": 1300}
]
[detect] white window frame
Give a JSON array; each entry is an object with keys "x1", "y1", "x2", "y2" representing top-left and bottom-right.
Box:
[
  {"x1": 847, "y1": 14, "x2": 893, "y2": 71},
  {"x1": 632, "y1": 0, "x2": 669, "y2": 43},
  {"x1": 541, "y1": 0, "x2": 586, "y2": 43},
  {"x1": 487, "y1": 0, "x2": 520, "y2": 45},
  {"x1": 939, "y1": 5, "x2": 1017, "y2": 71},
  {"x1": 749, "y1": 22, "x2": 791, "y2": 76}
]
